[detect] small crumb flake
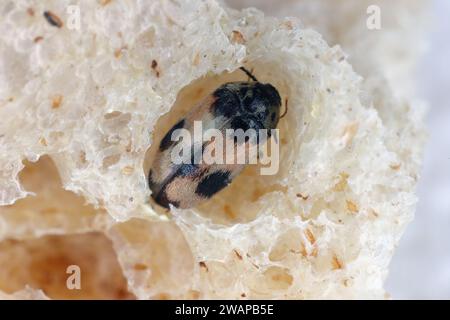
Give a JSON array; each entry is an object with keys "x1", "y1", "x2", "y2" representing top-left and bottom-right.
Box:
[
  {"x1": 233, "y1": 249, "x2": 243, "y2": 260},
  {"x1": 114, "y1": 46, "x2": 128, "y2": 58},
  {"x1": 43, "y1": 11, "x2": 63, "y2": 28},
  {"x1": 121, "y1": 166, "x2": 134, "y2": 175},
  {"x1": 38, "y1": 137, "x2": 48, "y2": 146},
  {"x1": 369, "y1": 209, "x2": 379, "y2": 219},
  {"x1": 390, "y1": 163, "x2": 402, "y2": 170},
  {"x1": 51, "y1": 95, "x2": 63, "y2": 109},
  {"x1": 305, "y1": 229, "x2": 316, "y2": 245},
  {"x1": 192, "y1": 52, "x2": 200, "y2": 66},
  {"x1": 199, "y1": 261, "x2": 208, "y2": 272},
  {"x1": 231, "y1": 30, "x2": 245, "y2": 44},
  {"x1": 34, "y1": 36, "x2": 44, "y2": 43},
  {"x1": 332, "y1": 255, "x2": 343, "y2": 270},
  {"x1": 100, "y1": 0, "x2": 112, "y2": 5},
  {"x1": 151, "y1": 59, "x2": 160, "y2": 77},
  {"x1": 282, "y1": 20, "x2": 294, "y2": 30},
  {"x1": 342, "y1": 122, "x2": 359, "y2": 146},
  {"x1": 333, "y1": 172, "x2": 349, "y2": 192},
  {"x1": 299, "y1": 243, "x2": 308, "y2": 257},
  {"x1": 296, "y1": 193, "x2": 308, "y2": 200},
  {"x1": 133, "y1": 263, "x2": 148, "y2": 270},
  {"x1": 27, "y1": 8, "x2": 35, "y2": 16},
  {"x1": 346, "y1": 200, "x2": 359, "y2": 213}
]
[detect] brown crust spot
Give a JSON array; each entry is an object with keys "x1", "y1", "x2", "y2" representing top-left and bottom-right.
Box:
[
  {"x1": 369, "y1": 209, "x2": 379, "y2": 219},
  {"x1": 282, "y1": 20, "x2": 293, "y2": 30},
  {"x1": 100, "y1": 0, "x2": 112, "y2": 5},
  {"x1": 305, "y1": 229, "x2": 316, "y2": 245},
  {"x1": 43, "y1": 11, "x2": 63, "y2": 28},
  {"x1": 34, "y1": 36, "x2": 44, "y2": 43},
  {"x1": 27, "y1": 8, "x2": 35, "y2": 16},
  {"x1": 231, "y1": 30, "x2": 245, "y2": 44},
  {"x1": 333, "y1": 172, "x2": 349, "y2": 192},
  {"x1": 342, "y1": 122, "x2": 359, "y2": 146},
  {"x1": 390, "y1": 163, "x2": 402, "y2": 170},
  {"x1": 121, "y1": 166, "x2": 134, "y2": 175},
  {"x1": 199, "y1": 261, "x2": 208, "y2": 272},
  {"x1": 296, "y1": 193, "x2": 309, "y2": 200},
  {"x1": 346, "y1": 200, "x2": 359, "y2": 214},
  {"x1": 151, "y1": 59, "x2": 160, "y2": 77},
  {"x1": 133, "y1": 263, "x2": 148, "y2": 271},
  {"x1": 332, "y1": 255, "x2": 343, "y2": 270},
  {"x1": 114, "y1": 46, "x2": 128, "y2": 59},
  {"x1": 51, "y1": 95, "x2": 63, "y2": 109},
  {"x1": 193, "y1": 52, "x2": 200, "y2": 66},
  {"x1": 39, "y1": 137, "x2": 48, "y2": 146},
  {"x1": 300, "y1": 243, "x2": 307, "y2": 257}
]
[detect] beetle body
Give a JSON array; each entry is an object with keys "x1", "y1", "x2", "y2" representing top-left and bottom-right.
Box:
[{"x1": 149, "y1": 71, "x2": 282, "y2": 209}]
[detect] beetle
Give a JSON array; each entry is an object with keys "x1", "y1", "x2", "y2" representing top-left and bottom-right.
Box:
[{"x1": 148, "y1": 67, "x2": 283, "y2": 209}]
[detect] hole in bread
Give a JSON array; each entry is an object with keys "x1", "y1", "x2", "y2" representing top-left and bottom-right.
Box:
[
  {"x1": 144, "y1": 65, "x2": 297, "y2": 225},
  {"x1": 0, "y1": 156, "x2": 111, "y2": 238},
  {"x1": 0, "y1": 232, "x2": 134, "y2": 299},
  {"x1": 262, "y1": 266, "x2": 294, "y2": 290},
  {"x1": 245, "y1": 265, "x2": 294, "y2": 295},
  {"x1": 0, "y1": 156, "x2": 131, "y2": 299},
  {"x1": 109, "y1": 219, "x2": 195, "y2": 299}
]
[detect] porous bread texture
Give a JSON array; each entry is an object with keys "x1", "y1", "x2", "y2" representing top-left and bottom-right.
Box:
[
  {"x1": 226, "y1": 0, "x2": 429, "y2": 95},
  {"x1": 0, "y1": 0, "x2": 426, "y2": 299}
]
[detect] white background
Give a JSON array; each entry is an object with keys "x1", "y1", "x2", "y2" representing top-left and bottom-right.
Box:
[{"x1": 385, "y1": 0, "x2": 450, "y2": 300}]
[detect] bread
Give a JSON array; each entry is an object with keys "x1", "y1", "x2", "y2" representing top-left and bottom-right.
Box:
[{"x1": 0, "y1": 0, "x2": 427, "y2": 299}]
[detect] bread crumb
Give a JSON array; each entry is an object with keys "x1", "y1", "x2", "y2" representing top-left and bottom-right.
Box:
[
  {"x1": 193, "y1": 52, "x2": 200, "y2": 66},
  {"x1": 133, "y1": 263, "x2": 148, "y2": 270},
  {"x1": 121, "y1": 166, "x2": 134, "y2": 175},
  {"x1": 296, "y1": 193, "x2": 309, "y2": 200},
  {"x1": 199, "y1": 261, "x2": 208, "y2": 272},
  {"x1": 346, "y1": 200, "x2": 359, "y2": 213},
  {"x1": 342, "y1": 122, "x2": 359, "y2": 146},
  {"x1": 231, "y1": 30, "x2": 245, "y2": 44},
  {"x1": 332, "y1": 255, "x2": 343, "y2": 270},
  {"x1": 43, "y1": 11, "x2": 63, "y2": 28},
  {"x1": 305, "y1": 229, "x2": 316, "y2": 245},
  {"x1": 334, "y1": 172, "x2": 349, "y2": 192},
  {"x1": 38, "y1": 137, "x2": 47, "y2": 146},
  {"x1": 51, "y1": 95, "x2": 63, "y2": 109}
]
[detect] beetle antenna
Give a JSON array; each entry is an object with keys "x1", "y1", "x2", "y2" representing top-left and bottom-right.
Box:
[
  {"x1": 280, "y1": 97, "x2": 288, "y2": 119},
  {"x1": 239, "y1": 67, "x2": 258, "y2": 82}
]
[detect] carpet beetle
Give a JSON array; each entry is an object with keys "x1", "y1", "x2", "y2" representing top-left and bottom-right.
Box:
[{"x1": 148, "y1": 67, "x2": 283, "y2": 209}]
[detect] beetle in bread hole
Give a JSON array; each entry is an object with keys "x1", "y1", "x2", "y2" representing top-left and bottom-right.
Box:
[{"x1": 148, "y1": 67, "x2": 286, "y2": 209}]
